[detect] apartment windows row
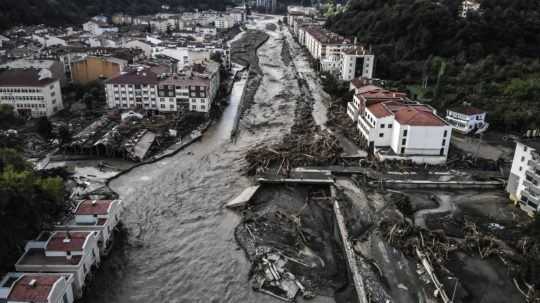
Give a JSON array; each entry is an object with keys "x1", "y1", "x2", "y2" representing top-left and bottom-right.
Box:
[
  {"x1": 1, "y1": 95, "x2": 45, "y2": 101},
  {"x1": 0, "y1": 88, "x2": 43, "y2": 93},
  {"x1": 15, "y1": 103, "x2": 47, "y2": 108}
]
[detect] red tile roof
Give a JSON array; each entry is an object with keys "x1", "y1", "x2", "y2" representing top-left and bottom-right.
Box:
[
  {"x1": 46, "y1": 231, "x2": 91, "y2": 252},
  {"x1": 8, "y1": 275, "x2": 62, "y2": 303},
  {"x1": 395, "y1": 107, "x2": 447, "y2": 126},
  {"x1": 367, "y1": 102, "x2": 393, "y2": 118},
  {"x1": 75, "y1": 200, "x2": 112, "y2": 216},
  {"x1": 0, "y1": 69, "x2": 57, "y2": 87},
  {"x1": 355, "y1": 84, "x2": 384, "y2": 94}
]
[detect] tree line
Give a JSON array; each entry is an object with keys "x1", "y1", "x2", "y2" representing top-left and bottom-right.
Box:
[{"x1": 326, "y1": 0, "x2": 540, "y2": 133}]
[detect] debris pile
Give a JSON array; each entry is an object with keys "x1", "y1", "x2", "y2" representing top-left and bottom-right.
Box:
[
  {"x1": 235, "y1": 185, "x2": 348, "y2": 301},
  {"x1": 246, "y1": 76, "x2": 343, "y2": 175}
]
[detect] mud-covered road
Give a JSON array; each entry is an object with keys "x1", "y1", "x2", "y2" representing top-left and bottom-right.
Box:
[{"x1": 82, "y1": 16, "x2": 335, "y2": 303}]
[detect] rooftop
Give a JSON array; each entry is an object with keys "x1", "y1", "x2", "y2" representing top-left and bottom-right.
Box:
[
  {"x1": 448, "y1": 105, "x2": 485, "y2": 115},
  {"x1": 0, "y1": 68, "x2": 57, "y2": 87},
  {"x1": 17, "y1": 248, "x2": 82, "y2": 266},
  {"x1": 518, "y1": 138, "x2": 540, "y2": 151},
  {"x1": 395, "y1": 106, "x2": 447, "y2": 126},
  {"x1": 46, "y1": 231, "x2": 92, "y2": 252},
  {"x1": 75, "y1": 200, "x2": 113, "y2": 216},
  {"x1": 304, "y1": 26, "x2": 351, "y2": 45},
  {"x1": 107, "y1": 69, "x2": 159, "y2": 85},
  {"x1": 7, "y1": 274, "x2": 63, "y2": 303}
]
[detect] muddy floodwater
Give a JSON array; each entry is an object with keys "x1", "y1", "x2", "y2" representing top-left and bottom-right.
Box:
[{"x1": 82, "y1": 16, "x2": 335, "y2": 303}]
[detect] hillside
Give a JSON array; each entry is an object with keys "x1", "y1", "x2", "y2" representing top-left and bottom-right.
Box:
[
  {"x1": 327, "y1": 0, "x2": 540, "y2": 133},
  {"x1": 0, "y1": 0, "x2": 233, "y2": 31}
]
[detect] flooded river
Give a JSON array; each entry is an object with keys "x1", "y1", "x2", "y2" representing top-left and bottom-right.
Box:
[{"x1": 83, "y1": 16, "x2": 334, "y2": 303}]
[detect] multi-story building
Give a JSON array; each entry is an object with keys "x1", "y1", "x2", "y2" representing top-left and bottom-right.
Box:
[
  {"x1": 105, "y1": 61, "x2": 219, "y2": 114},
  {"x1": 340, "y1": 46, "x2": 375, "y2": 80},
  {"x1": 0, "y1": 69, "x2": 63, "y2": 118},
  {"x1": 82, "y1": 20, "x2": 118, "y2": 36},
  {"x1": 507, "y1": 138, "x2": 540, "y2": 215},
  {"x1": 351, "y1": 85, "x2": 451, "y2": 164},
  {"x1": 55, "y1": 199, "x2": 123, "y2": 255},
  {"x1": 15, "y1": 231, "x2": 100, "y2": 298},
  {"x1": 461, "y1": 0, "x2": 481, "y2": 17},
  {"x1": 445, "y1": 105, "x2": 487, "y2": 134},
  {"x1": 0, "y1": 272, "x2": 75, "y2": 303}
]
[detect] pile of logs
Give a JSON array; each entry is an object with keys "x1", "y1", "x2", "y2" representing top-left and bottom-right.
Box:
[{"x1": 246, "y1": 131, "x2": 342, "y2": 175}]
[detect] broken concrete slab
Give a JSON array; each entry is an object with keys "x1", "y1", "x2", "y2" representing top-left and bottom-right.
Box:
[{"x1": 226, "y1": 185, "x2": 260, "y2": 209}]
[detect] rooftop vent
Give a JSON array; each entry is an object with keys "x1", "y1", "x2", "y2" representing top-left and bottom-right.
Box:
[{"x1": 28, "y1": 279, "x2": 37, "y2": 288}]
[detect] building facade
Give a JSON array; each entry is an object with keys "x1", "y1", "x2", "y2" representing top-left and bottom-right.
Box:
[
  {"x1": 445, "y1": 106, "x2": 487, "y2": 134},
  {"x1": 0, "y1": 69, "x2": 63, "y2": 118},
  {"x1": 507, "y1": 139, "x2": 540, "y2": 216}
]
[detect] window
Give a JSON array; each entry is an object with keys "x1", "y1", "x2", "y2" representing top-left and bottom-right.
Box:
[
  {"x1": 380, "y1": 124, "x2": 385, "y2": 128},
  {"x1": 402, "y1": 138, "x2": 406, "y2": 145},
  {"x1": 442, "y1": 139, "x2": 446, "y2": 146},
  {"x1": 403, "y1": 130, "x2": 408, "y2": 137},
  {"x1": 524, "y1": 146, "x2": 528, "y2": 152},
  {"x1": 440, "y1": 148, "x2": 444, "y2": 156},
  {"x1": 160, "y1": 104, "x2": 165, "y2": 108},
  {"x1": 443, "y1": 130, "x2": 447, "y2": 138},
  {"x1": 400, "y1": 147, "x2": 405, "y2": 154},
  {"x1": 388, "y1": 124, "x2": 392, "y2": 129},
  {"x1": 519, "y1": 166, "x2": 523, "y2": 171},
  {"x1": 379, "y1": 133, "x2": 384, "y2": 138},
  {"x1": 522, "y1": 156, "x2": 526, "y2": 162}
]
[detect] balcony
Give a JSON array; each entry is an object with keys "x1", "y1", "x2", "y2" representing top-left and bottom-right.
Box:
[
  {"x1": 525, "y1": 169, "x2": 540, "y2": 183},
  {"x1": 528, "y1": 159, "x2": 540, "y2": 171}
]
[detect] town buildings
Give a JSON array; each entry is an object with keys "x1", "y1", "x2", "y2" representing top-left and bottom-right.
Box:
[
  {"x1": 0, "y1": 68, "x2": 63, "y2": 118},
  {"x1": 348, "y1": 85, "x2": 452, "y2": 164},
  {"x1": 291, "y1": 22, "x2": 375, "y2": 81},
  {"x1": 0, "y1": 272, "x2": 75, "y2": 303},
  {"x1": 507, "y1": 138, "x2": 540, "y2": 215},
  {"x1": 55, "y1": 199, "x2": 123, "y2": 255},
  {"x1": 15, "y1": 231, "x2": 101, "y2": 298},
  {"x1": 445, "y1": 105, "x2": 487, "y2": 134}
]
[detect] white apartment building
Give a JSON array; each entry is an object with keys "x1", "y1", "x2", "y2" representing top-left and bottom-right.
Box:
[
  {"x1": 340, "y1": 47, "x2": 375, "y2": 80},
  {"x1": 15, "y1": 231, "x2": 100, "y2": 298},
  {"x1": 352, "y1": 86, "x2": 451, "y2": 164},
  {"x1": 445, "y1": 106, "x2": 487, "y2": 134},
  {"x1": 105, "y1": 63, "x2": 219, "y2": 114},
  {"x1": 214, "y1": 16, "x2": 235, "y2": 29},
  {"x1": 507, "y1": 138, "x2": 540, "y2": 216},
  {"x1": 55, "y1": 199, "x2": 123, "y2": 255},
  {"x1": 0, "y1": 69, "x2": 63, "y2": 118},
  {"x1": 82, "y1": 20, "x2": 118, "y2": 36},
  {"x1": 461, "y1": 0, "x2": 481, "y2": 17},
  {"x1": 0, "y1": 272, "x2": 75, "y2": 303}
]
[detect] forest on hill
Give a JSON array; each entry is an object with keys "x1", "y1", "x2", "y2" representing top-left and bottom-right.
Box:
[
  {"x1": 0, "y1": 0, "x2": 234, "y2": 31},
  {"x1": 327, "y1": 0, "x2": 540, "y2": 133}
]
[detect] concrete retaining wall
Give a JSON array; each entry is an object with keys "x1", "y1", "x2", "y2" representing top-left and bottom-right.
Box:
[
  {"x1": 373, "y1": 179, "x2": 504, "y2": 190},
  {"x1": 331, "y1": 187, "x2": 368, "y2": 303}
]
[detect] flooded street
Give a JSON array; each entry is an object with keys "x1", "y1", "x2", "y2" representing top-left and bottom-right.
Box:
[{"x1": 84, "y1": 16, "x2": 334, "y2": 303}]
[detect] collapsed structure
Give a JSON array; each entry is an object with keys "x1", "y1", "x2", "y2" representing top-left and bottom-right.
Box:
[{"x1": 507, "y1": 137, "x2": 540, "y2": 215}]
